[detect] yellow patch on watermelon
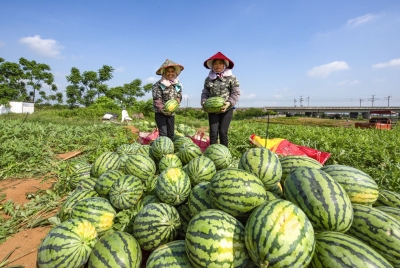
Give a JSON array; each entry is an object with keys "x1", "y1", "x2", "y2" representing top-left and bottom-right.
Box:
[
  {"x1": 76, "y1": 220, "x2": 97, "y2": 240},
  {"x1": 98, "y1": 212, "x2": 116, "y2": 231},
  {"x1": 165, "y1": 167, "x2": 182, "y2": 181}
]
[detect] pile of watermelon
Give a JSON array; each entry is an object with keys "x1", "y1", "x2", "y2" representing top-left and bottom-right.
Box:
[{"x1": 37, "y1": 136, "x2": 400, "y2": 268}]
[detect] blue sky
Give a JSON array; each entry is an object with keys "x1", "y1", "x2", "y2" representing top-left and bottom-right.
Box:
[{"x1": 1, "y1": 0, "x2": 400, "y2": 107}]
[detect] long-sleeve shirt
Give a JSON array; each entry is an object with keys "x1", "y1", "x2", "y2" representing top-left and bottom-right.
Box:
[
  {"x1": 152, "y1": 80, "x2": 182, "y2": 113},
  {"x1": 200, "y1": 75, "x2": 240, "y2": 110}
]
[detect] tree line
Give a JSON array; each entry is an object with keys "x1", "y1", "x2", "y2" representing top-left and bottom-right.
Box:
[{"x1": 0, "y1": 57, "x2": 153, "y2": 107}]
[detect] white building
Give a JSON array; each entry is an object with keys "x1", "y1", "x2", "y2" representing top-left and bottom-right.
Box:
[{"x1": 0, "y1": 102, "x2": 35, "y2": 115}]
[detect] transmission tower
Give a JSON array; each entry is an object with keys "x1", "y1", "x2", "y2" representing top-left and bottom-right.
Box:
[
  {"x1": 383, "y1": 95, "x2": 391, "y2": 107},
  {"x1": 294, "y1": 99, "x2": 297, "y2": 107},
  {"x1": 367, "y1": 95, "x2": 379, "y2": 107},
  {"x1": 299, "y1": 96, "x2": 304, "y2": 107}
]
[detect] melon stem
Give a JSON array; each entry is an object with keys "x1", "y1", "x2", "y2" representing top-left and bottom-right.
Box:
[{"x1": 259, "y1": 261, "x2": 269, "y2": 268}]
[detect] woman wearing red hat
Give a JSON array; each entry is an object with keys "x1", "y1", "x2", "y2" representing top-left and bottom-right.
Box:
[
  {"x1": 201, "y1": 52, "x2": 241, "y2": 147},
  {"x1": 152, "y1": 59, "x2": 184, "y2": 140}
]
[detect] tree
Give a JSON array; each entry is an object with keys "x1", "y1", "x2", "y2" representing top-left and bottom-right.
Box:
[
  {"x1": 19, "y1": 57, "x2": 57, "y2": 103},
  {"x1": 0, "y1": 58, "x2": 27, "y2": 105},
  {"x1": 106, "y1": 79, "x2": 153, "y2": 107},
  {"x1": 66, "y1": 65, "x2": 114, "y2": 107}
]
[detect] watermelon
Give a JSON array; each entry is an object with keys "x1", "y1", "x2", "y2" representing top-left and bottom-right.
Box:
[
  {"x1": 210, "y1": 168, "x2": 267, "y2": 217},
  {"x1": 163, "y1": 99, "x2": 180, "y2": 113},
  {"x1": 158, "y1": 154, "x2": 182, "y2": 173},
  {"x1": 66, "y1": 159, "x2": 90, "y2": 176},
  {"x1": 373, "y1": 189, "x2": 400, "y2": 208},
  {"x1": 188, "y1": 182, "x2": 215, "y2": 216},
  {"x1": 185, "y1": 209, "x2": 250, "y2": 267},
  {"x1": 238, "y1": 147, "x2": 282, "y2": 188},
  {"x1": 245, "y1": 199, "x2": 315, "y2": 268},
  {"x1": 186, "y1": 155, "x2": 216, "y2": 186},
  {"x1": 146, "y1": 240, "x2": 192, "y2": 268},
  {"x1": 143, "y1": 175, "x2": 158, "y2": 196},
  {"x1": 75, "y1": 176, "x2": 97, "y2": 190},
  {"x1": 156, "y1": 167, "x2": 191, "y2": 206},
  {"x1": 132, "y1": 203, "x2": 181, "y2": 251},
  {"x1": 58, "y1": 189, "x2": 99, "y2": 222},
  {"x1": 134, "y1": 195, "x2": 161, "y2": 213},
  {"x1": 176, "y1": 202, "x2": 192, "y2": 239},
  {"x1": 70, "y1": 197, "x2": 116, "y2": 236},
  {"x1": 124, "y1": 154, "x2": 156, "y2": 182},
  {"x1": 94, "y1": 170, "x2": 125, "y2": 196},
  {"x1": 346, "y1": 204, "x2": 400, "y2": 267},
  {"x1": 69, "y1": 164, "x2": 92, "y2": 189},
  {"x1": 280, "y1": 155, "x2": 323, "y2": 182},
  {"x1": 108, "y1": 174, "x2": 143, "y2": 210},
  {"x1": 88, "y1": 231, "x2": 142, "y2": 268},
  {"x1": 173, "y1": 136, "x2": 193, "y2": 152},
  {"x1": 91, "y1": 152, "x2": 121, "y2": 178},
  {"x1": 203, "y1": 144, "x2": 232, "y2": 170},
  {"x1": 202, "y1": 96, "x2": 225, "y2": 113},
  {"x1": 321, "y1": 164, "x2": 379, "y2": 205},
  {"x1": 375, "y1": 206, "x2": 400, "y2": 221},
  {"x1": 136, "y1": 145, "x2": 155, "y2": 160},
  {"x1": 116, "y1": 143, "x2": 140, "y2": 167},
  {"x1": 284, "y1": 167, "x2": 354, "y2": 232},
  {"x1": 151, "y1": 136, "x2": 174, "y2": 160},
  {"x1": 178, "y1": 142, "x2": 202, "y2": 165},
  {"x1": 310, "y1": 231, "x2": 393, "y2": 268},
  {"x1": 37, "y1": 218, "x2": 98, "y2": 268},
  {"x1": 265, "y1": 182, "x2": 283, "y2": 197}
]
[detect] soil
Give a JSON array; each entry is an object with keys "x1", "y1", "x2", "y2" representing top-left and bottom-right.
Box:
[{"x1": 0, "y1": 178, "x2": 55, "y2": 268}]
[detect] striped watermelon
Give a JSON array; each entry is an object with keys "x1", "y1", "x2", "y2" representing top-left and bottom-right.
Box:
[
  {"x1": 124, "y1": 154, "x2": 156, "y2": 182},
  {"x1": 185, "y1": 209, "x2": 250, "y2": 267},
  {"x1": 151, "y1": 136, "x2": 174, "y2": 160},
  {"x1": 116, "y1": 143, "x2": 140, "y2": 168},
  {"x1": 373, "y1": 189, "x2": 400, "y2": 208},
  {"x1": 310, "y1": 231, "x2": 393, "y2": 268},
  {"x1": 58, "y1": 189, "x2": 99, "y2": 222},
  {"x1": 75, "y1": 176, "x2": 97, "y2": 191},
  {"x1": 265, "y1": 182, "x2": 283, "y2": 197},
  {"x1": 210, "y1": 168, "x2": 267, "y2": 217},
  {"x1": 203, "y1": 144, "x2": 232, "y2": 170},
  {"x1": 91, "y1": 152, "x2": 121, "y2": 178},
  {"x1": 37, "y1": 218, "x2": 98, "y2": 268},
  {"x1": 88, "y1": 231, "x2": 142, "y2": 268},
  {"x1": 94, "y1": 170, "x2": 125, "y2": 196},
  {"x1": 69, "y1": 164, "x2": 92, "y2": 189},
  {"x1": 143, "y1": 175, "x2": 158, "y2": 196},
  {"x1": 158, "y1": 154, "x2": 182, "y2": 173},
  {"x1": 238, "y1": 147, "x2": 282, "y2": 188},
  {"x1": 280, "y1": 155, "x2": 323, "y2": 182},
  {"x1": 108, "y1": 174, "x2": 143, "y2": 209},
  {"x1": 188, "y1": 182, "x2": 215, "y2": 216},
  {"x1": 132, "y1": 203, "x2": 181, "y2": 251},
  {"x1": 173, "y1": 136, "x2": 193, "y2": 152},
  {"x1": 66, "y1": 159, "x2": 90, "y2": 176},
  {"x1": 375, "y1": 206, "x2": 400, "y2": 221},
  {"x1": 176, "y1": 202, "x2": 192, "y2": 239},
  {"x1": 134, "y1": 195, "x2": 161, "y2": 213},
  {"x1": 202, "y1": 96, "x2": 225, "y2": 113},
  {"x1": 186, "y1": 156, "x2": 216, "y2": 186},
  {"x1": 265, "y1": 190, "x2": 281, "y2": 201},
  {"x1": 178, "y1": 142, "x2": 202, "y2": 165},
  {"x1": 136, "y1": 145, "x2": 155, "y2": 160},
  {"x1": 146, "y1": 240, "x2": 193, "y2": 268},
  {"x1": 163, "y1": 99, "x2": 180, "y2": 113},
  {"x1": 245, "y1": 199, "x2": 315, "y2": 268},
  {"x1": 346, "y1": 204, "x2": 400, "y2": 267},
  {"x1": 321, "y1": 164, "x2": 379, "y2": 205},
  {"x1": 70, "y1": 197, "x2": 116, "y2": 236},
  {"x1": 284, "y1": 167, "x2": 354, "y2": 232},
  {"x1": 156, "y1": 167, "x2": 191, "y2": 206}
]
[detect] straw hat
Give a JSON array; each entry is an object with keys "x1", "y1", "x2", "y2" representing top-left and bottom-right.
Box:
[
  {"x1": 203, "y1": 52, "x2": 234, "y2": 69},
  {"x1": 156, "y1": 59, "x2": 184, "y2": 75}
]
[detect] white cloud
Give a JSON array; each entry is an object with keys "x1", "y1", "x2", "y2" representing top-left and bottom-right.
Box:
[
  {"x1": 307, "y1": 61, "x2": 349, "y2": 78},
  {"x1": 337, "y1": 80, "x2": 361, "y2": 86},
  {"x1": 145, "y1": 76, "x2": 158, "y2": 83},
  {"x1": 372, "y1": 58, "x2": 400, "y2": 69},
  {"x1": 114, "y1": 67, "x2": 124, "y2": 72},
  {"x1": 19, "y1": 35, "x2": 64, "y2": 58},
  {"x1": 347, "y1": 13, "x2": 378, "y2": 27}
]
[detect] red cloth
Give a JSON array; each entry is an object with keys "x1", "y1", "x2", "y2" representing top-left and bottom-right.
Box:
[
  {"x1": 190, "y1": 132, "x2": 210, "y2": 152},
  {"x1": 138, "y1": 128, "x2": 159, "y2": 145},
  {"x1": 273, "y1": 140, "x2": 331, "y2": 165}
]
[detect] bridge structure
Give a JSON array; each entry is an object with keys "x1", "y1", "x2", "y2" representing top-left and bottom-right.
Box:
[{"x1": 242, "y1": 106, "x2": 400, "y2": 119}]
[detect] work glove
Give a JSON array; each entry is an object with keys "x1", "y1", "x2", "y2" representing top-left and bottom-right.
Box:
[{"x1": 220, "y1": 102, "x2": 231, "y2": 113}]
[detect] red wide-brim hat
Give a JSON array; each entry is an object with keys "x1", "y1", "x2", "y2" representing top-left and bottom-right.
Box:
[{"x1": 203, "y1": 52, "x2": 234, "y2": 69}]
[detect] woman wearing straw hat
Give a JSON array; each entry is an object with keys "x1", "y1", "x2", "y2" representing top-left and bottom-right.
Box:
[
  {"x1": 201, "y1": 52, "x2": 241, "y2": 147},
  {"x1": 152, "y1": 59, "x2": 184, "y2": 140}
]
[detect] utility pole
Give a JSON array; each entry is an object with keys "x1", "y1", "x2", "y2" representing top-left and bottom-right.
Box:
[
  {"x1": 294, "y1": 99, "x2": 297, "y2": 107},
  {"x1": 367, "y1": 95, "x2": 379, "y2": 107},
  {"x1": 359, "y1": 99, "x2": 364, "y2": 107},
  {"x1": 383, "y1": 95, "x2": 391, "y2": 107},
  {"x1": 307, "y1": 96, "x2": 310, "y2": 107},
  {"x1": 300, "y1": 96, "x2": 304, "y2": 107}
]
